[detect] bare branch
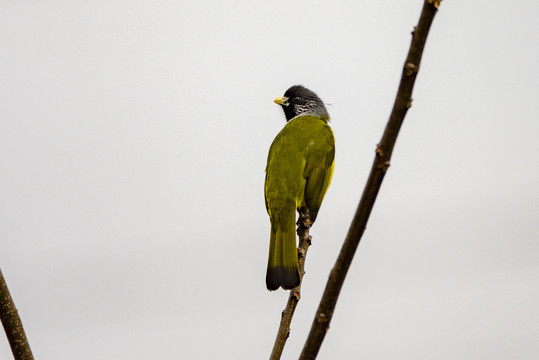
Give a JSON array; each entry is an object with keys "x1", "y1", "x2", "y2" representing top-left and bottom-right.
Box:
[
  {"x1": 299, "y1": 2, "x2": 441, "y2": 359},
  {"x1": 0, "y1": 269, "x2": 34, "y2": 360}
]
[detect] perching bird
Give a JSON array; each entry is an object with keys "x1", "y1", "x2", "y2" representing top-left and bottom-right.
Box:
[{"x1": 265, "y1": 85, "x2": 335, "y2": 290}]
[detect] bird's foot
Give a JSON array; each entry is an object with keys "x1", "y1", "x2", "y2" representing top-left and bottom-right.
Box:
[{"x1": 297, "y1": 207, "x2": 312, "y2": 228}]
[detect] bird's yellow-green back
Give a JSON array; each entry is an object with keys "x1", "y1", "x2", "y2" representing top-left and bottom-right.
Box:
[{"x1": 265, "y1": 116, "x2": 335, "y2": 218}]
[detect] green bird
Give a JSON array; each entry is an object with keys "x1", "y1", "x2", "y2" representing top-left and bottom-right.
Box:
[{"x1": 265, "y1": 85, "x2": 335, "y2": 290}]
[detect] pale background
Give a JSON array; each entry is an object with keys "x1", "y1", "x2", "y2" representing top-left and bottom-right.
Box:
[{"x1": 1, "y1": 1, "x2": 538, "y2": 359}]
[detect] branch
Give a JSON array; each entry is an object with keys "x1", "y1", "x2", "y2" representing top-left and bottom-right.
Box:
[
  {"x1": 299, "y1": 1, "x2": 441, "y2": 359},
  {"x1": 269, "y1": 210, "x2": 312, "y2": 360},
  {"x1": 0, "y1": 269, "x2": 34, "y2": 360}
]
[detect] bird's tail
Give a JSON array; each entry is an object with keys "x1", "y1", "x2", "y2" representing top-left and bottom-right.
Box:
[{"x1": 266, "y1": 208, "x2": 300, "y2": 290}]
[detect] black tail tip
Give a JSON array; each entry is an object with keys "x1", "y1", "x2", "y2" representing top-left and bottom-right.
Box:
[{"x1": 266, "y1": 266, "x2": 300, "y2": 291}]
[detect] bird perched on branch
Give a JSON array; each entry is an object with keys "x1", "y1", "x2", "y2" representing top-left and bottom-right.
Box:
[{"x1": 265, "y1": 85, "x2": 335, "y2": 290}]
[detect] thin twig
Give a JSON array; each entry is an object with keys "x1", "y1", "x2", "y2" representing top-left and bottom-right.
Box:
[
  {"x1": 269, "y1": 210, "x2": 312, "y2": 360},
  {"x1": 0, "y1": 268, "x2": 34, "y2": 360},
  {"x1": 299, "y1": 2, "x2": 441, "y2": 359}
]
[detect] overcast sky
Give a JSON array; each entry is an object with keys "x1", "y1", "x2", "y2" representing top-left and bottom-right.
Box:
[{"x1": 1, "y1": 1, "x2": 538, "y2": 359}]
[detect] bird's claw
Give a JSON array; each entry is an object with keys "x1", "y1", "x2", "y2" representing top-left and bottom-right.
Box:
[{"x1": 297, "y1": 208, "x2": 312, "y2": 228}]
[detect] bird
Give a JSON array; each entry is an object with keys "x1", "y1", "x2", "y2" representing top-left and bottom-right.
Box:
[{"x1": 264, "y1": 85, "x2": 335, "y2": 291}]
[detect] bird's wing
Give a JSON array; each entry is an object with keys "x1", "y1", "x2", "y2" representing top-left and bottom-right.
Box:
[
  {"x1": 264, "y1": 131, "x2": 283, "y2": 212},
  {"x1": 303, "y1": 126, "x2": 335, "y2": 222}
]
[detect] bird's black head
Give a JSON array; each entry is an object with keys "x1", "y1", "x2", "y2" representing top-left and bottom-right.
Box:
[{"x1": 274, "y1": 85, "x2": 330, "y2": 122}]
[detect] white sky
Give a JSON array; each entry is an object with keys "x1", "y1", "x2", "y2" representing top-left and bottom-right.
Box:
[{"x1": 1, "y1": 1, "x2": 538, "y2": 359}]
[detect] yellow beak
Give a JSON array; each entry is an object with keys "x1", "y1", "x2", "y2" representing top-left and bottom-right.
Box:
[{"x1": 273, "y1": 96, "x2": 288, "y2": 106}]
